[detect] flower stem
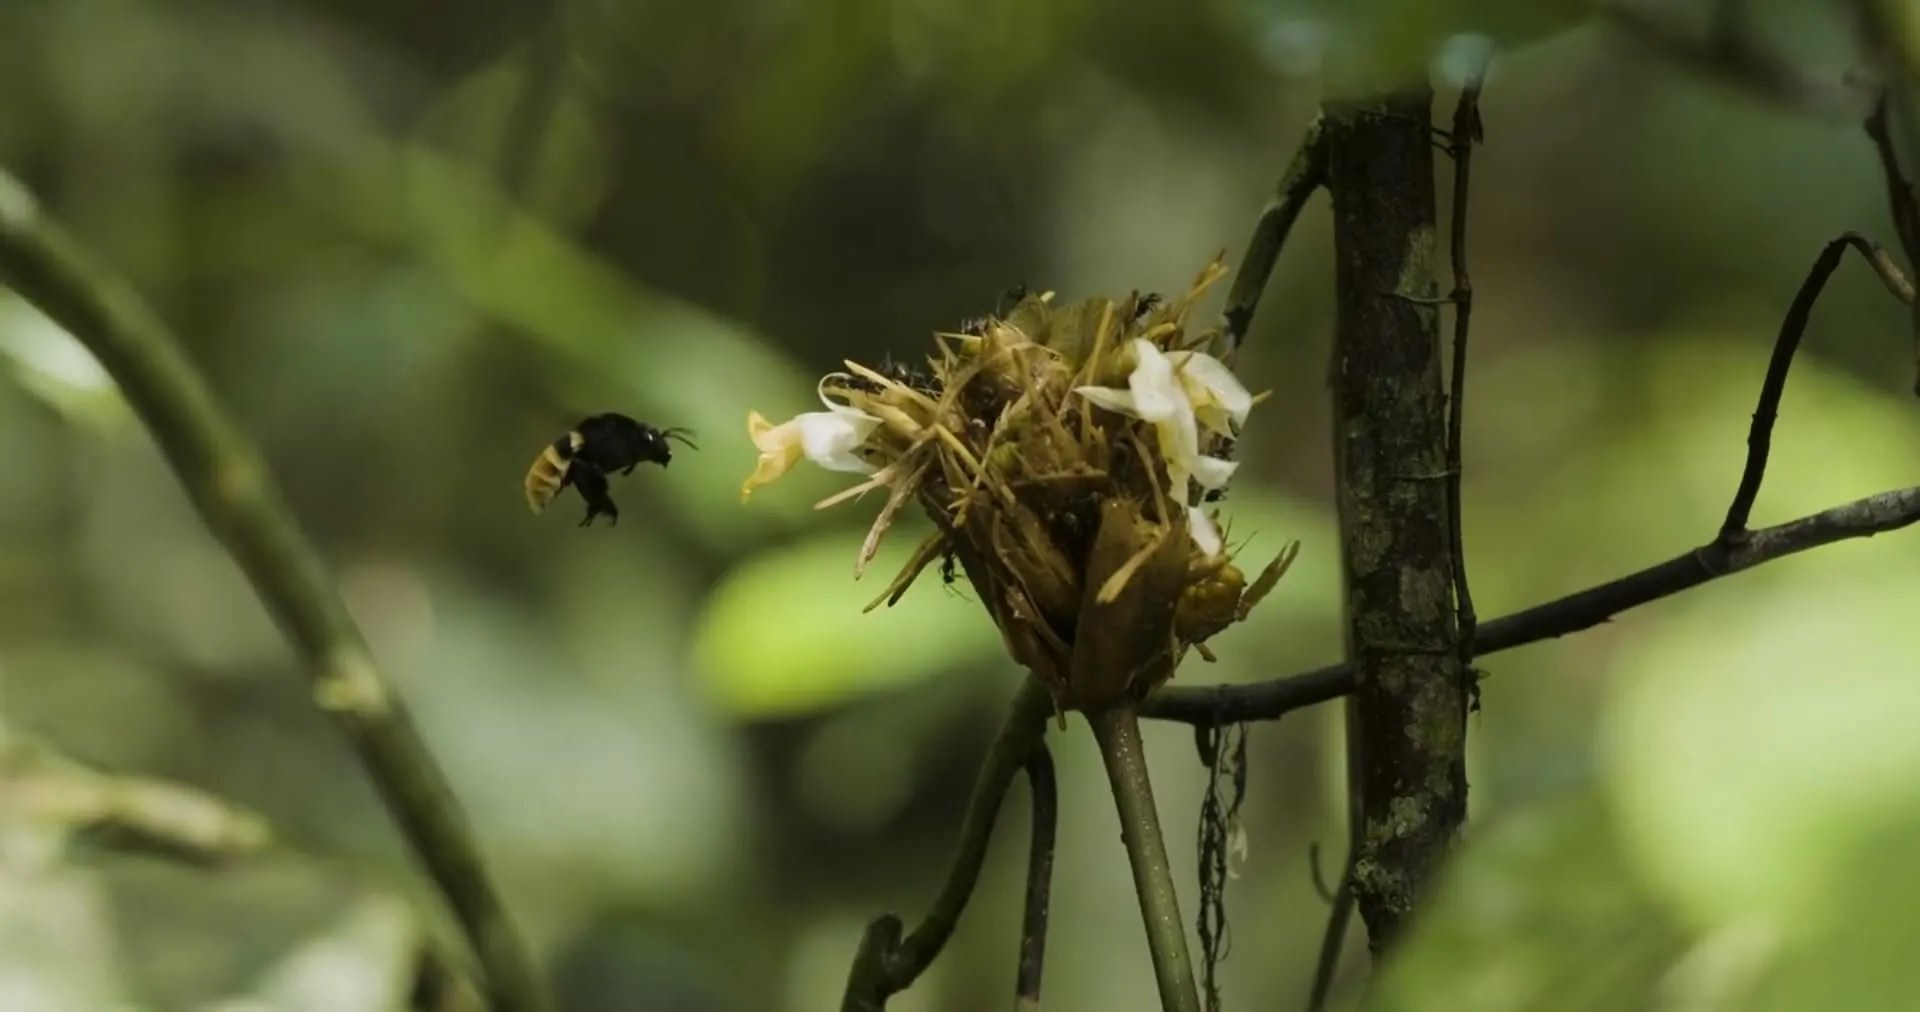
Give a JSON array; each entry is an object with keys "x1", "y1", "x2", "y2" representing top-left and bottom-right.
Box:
[{"x1": 1089, "y1": 705, "x2": 1200, "y2": 1012}]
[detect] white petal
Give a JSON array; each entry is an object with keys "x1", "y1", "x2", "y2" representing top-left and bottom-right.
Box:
[
  {"x1": 1190, "y1": 454, "x2": 1239, "y2": 490},
  {"x1": 1074, "y1": 385, "x2": 1142, "y2": 417},
  {"x1": 1188, "y1": 505, "x2": 1223, "y2": 558},
  {"x1": 1125, "y1": 340, "x2": 1186, "y2": 422},
  {"x1": 1152, "y1": 397, "x2": 1203, "y2": 496},
  {"x1": 1174, "y1": 351, "x2": 1253, "y2": 430},
  {"x1": 816, "y1": 373, "x2": 880, "y2": 420},
  {"x1": 795, "y1": 410, "x2": 880, "y2": 474}
]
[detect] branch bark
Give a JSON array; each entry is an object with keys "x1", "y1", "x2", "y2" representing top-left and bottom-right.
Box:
[
  {"x1": 0, "y1": 170, "x2": 551, "y2": 1012},
  {"x1": 1143, "y1": 484, "x2": 1920, "y2": 726},
  {"x1": 1324, "y1": 90, "x2": 1467, "y2": 951},
  {"x1": 1221, "y1": 119, "x2": 1328, "y2": 360}
]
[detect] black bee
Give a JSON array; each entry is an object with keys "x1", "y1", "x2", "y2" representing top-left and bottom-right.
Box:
[
  {"x1": 524, "y1": 413, "x2": 697, "y2": 527},
  {"x1": 1133, "y1": 292, "x2": 1164, "y2": 320}
]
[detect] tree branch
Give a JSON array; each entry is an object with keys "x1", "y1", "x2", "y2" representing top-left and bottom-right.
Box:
[
  {"x1": 1143, "y1": 485, "x2": 1920, "y2": 726},
  {"x1": 1721, "y1": 232, "x2": 1914, "y2": 540},
  {"x1": 1016, "y1": 744, "x2": 1057, "y2": 1011},
  {"x1": 0, "y1": 169, "x2": 551, "y2": 1012},
  {"x1": 1221, "y1": 118, "x2": 1328, "y2": 360},
  {"x1": 1443, "y1": 59, "x2": 1488, "y2": 702},
  {"x1": 1864, "y1": 93, "x2": 1920, "y2": 395},
  {"x1": 842, "y1": 677, "x2": 1052, "y2": 1011}
]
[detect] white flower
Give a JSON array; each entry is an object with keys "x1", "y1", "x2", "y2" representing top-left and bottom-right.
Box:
[
  {"x1": 1075, "y1": 338, "x2": 1249, "y2": 506},
  {"x1": 741, "y1": 380, "x2": 882, "y2": 501},
  {"x1": 1165, "y1": 349, "x2": 1253, "y2": 438}
]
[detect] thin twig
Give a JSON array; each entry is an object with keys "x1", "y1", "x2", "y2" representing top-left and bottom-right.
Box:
[
  {"x1": 1866, "y1": 97, "x2": 1920, "y2": 261},
  {"x1": 1089, "y1": 705, "x2": 1201, "y2": 1012},
  {"x1": 1143, "y1": 485, "x2": 1920, "y2": 726},
  {"x1": 843, "y1": 678, "x2": 1053, "y2": 1012},
  {"x1": 1016, "y1": 744, "x2": 1057, "y2": 1010},
  {"x1": 1865, "y1": 93, "x2": 1920, "y2": 395},
  {"x1": 0, "y1": 169, "x2": 551, "y2": 1012},
  {"x1": 1221, "y1": 119, "x2": 1328, "y2": 361},
  {"x1": 1720, "y1": 232, "x2": 1915, "y2": 540},
  {"x1": 1444, "y1": 58, "x2": 1487, "y2": 704},
  {"x1": 1305, "y1": 851, "x2": 1355, "y2": 1012}
]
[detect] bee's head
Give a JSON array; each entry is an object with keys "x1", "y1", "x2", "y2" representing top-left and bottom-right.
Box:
[{"x1": 650, "y1": 424, "x2": 699, "y2": 466}]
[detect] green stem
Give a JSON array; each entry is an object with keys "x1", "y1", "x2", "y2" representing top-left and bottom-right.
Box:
[
  {"x1": 0, "y1": 169, "x2": 550, "y2": 1012},
  {"x1": 1089, "y1": 705, "x2": 1200, "y2": 1012}
]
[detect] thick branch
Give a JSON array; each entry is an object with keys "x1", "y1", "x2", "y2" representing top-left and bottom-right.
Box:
[
  {"x1": 1144, "y1": 485, "x2": 1920, "y2": 725},
  {"x1": 1221, "y1": 118, "x2": 1328, "y2": 359},
  {"x1": 0, "y1": 170, "x2": 550, "y2": 1012},
  {"x1": 842, "y1": 677, "x2": 1052, "y2": 1011},
  {"x1": 1016, "y1": 744, "x2": 1057, "y2": 1010},
  {"x1": 1324, "y1": 91, "x2": 1467, "y2": 951}
]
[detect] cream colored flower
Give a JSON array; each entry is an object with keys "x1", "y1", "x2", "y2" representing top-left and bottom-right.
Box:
[
  {"x1": 1074, "y1": 338, "x2": 1246, "y2": 506},
  {"x1": 740, "y1": 383, "x2": 881, "y2": 501}
]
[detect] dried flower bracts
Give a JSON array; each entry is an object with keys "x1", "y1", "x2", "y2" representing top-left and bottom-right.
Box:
[{"x1": 741, "y1": 257, "x2": 1298, "y2": 712}]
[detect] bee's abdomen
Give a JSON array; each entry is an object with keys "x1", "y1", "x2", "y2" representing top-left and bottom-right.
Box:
[{"x1": 523, "y1": 432, "x2": 584, "y2": 513}]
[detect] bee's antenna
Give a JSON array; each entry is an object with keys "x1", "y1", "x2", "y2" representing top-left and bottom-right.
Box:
[{"x1": 662, "y1": 427, "x2": 700, "y2": 450}]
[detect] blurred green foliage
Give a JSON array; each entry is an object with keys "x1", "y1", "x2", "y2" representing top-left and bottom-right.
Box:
[{"x1": 0, "y1": 0, "x2": 1916, "y2": 1009}]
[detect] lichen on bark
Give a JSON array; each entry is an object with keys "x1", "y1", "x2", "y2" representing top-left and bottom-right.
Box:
[{"x1": 1323, "y1": 90, "x2": 1470, "y2": 951}]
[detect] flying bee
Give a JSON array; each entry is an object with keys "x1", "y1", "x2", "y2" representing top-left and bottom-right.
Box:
[{"x1": 524, "y1": 413, "x2": 697, "y2": 527}]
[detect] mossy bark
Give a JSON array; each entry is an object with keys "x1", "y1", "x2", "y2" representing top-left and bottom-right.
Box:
[{"x1": 1323, "y1": 91, "x2": 1469, "y2": 951}]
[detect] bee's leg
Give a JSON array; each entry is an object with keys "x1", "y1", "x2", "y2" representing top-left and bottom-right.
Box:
[{"x1": 571, "y1": 467, "x2": 618, "y2": 527}]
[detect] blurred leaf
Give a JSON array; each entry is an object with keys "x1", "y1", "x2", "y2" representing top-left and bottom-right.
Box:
[
  {"x1": 1367, "y1": 795, "x2": 1689, "y2": 1012},
  {"x1": 692, "y1": 522, "x2": 1002, "y2": 718},
  {"x1": 209, "y1": 892, "x2": 420, "y2": 1012},
  {"x1": 1600, "y1": 559, "x2": 1920, "y2": 934}
]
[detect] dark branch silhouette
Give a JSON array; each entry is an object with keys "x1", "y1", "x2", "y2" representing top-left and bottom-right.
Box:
[
  {"x1": 1145, "y1": 485, "x2": 1920, "y2": 727},
  {"x1": 842, "y1": 679, "x2": 1051, "y2": 1011},
  {"x1": 1016, "y1": 745, "x2": 1057, "y2": 1009}
]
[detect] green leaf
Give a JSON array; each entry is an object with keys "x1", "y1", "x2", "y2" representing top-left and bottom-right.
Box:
[{"x1": 691, "y1": 522, "x2": 1003, "y2": 718}]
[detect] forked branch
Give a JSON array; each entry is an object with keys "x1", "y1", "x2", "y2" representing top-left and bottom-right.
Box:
[{"x1": 842, "y1": 678, "x2": 1052, "y2": 1011}]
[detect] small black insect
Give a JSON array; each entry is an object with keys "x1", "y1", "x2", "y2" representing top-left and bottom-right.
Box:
[
  {"x1": 1133, "y1": 292, "x2": 1164, "y2": 320},
  {"x1": 524, "y1": 413, "x2": 697, "y2": 527}
]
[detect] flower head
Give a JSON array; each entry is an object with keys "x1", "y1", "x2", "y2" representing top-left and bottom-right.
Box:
[{"x1": 740, "y1": 258, "x2": 1296, "y2": 712}]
